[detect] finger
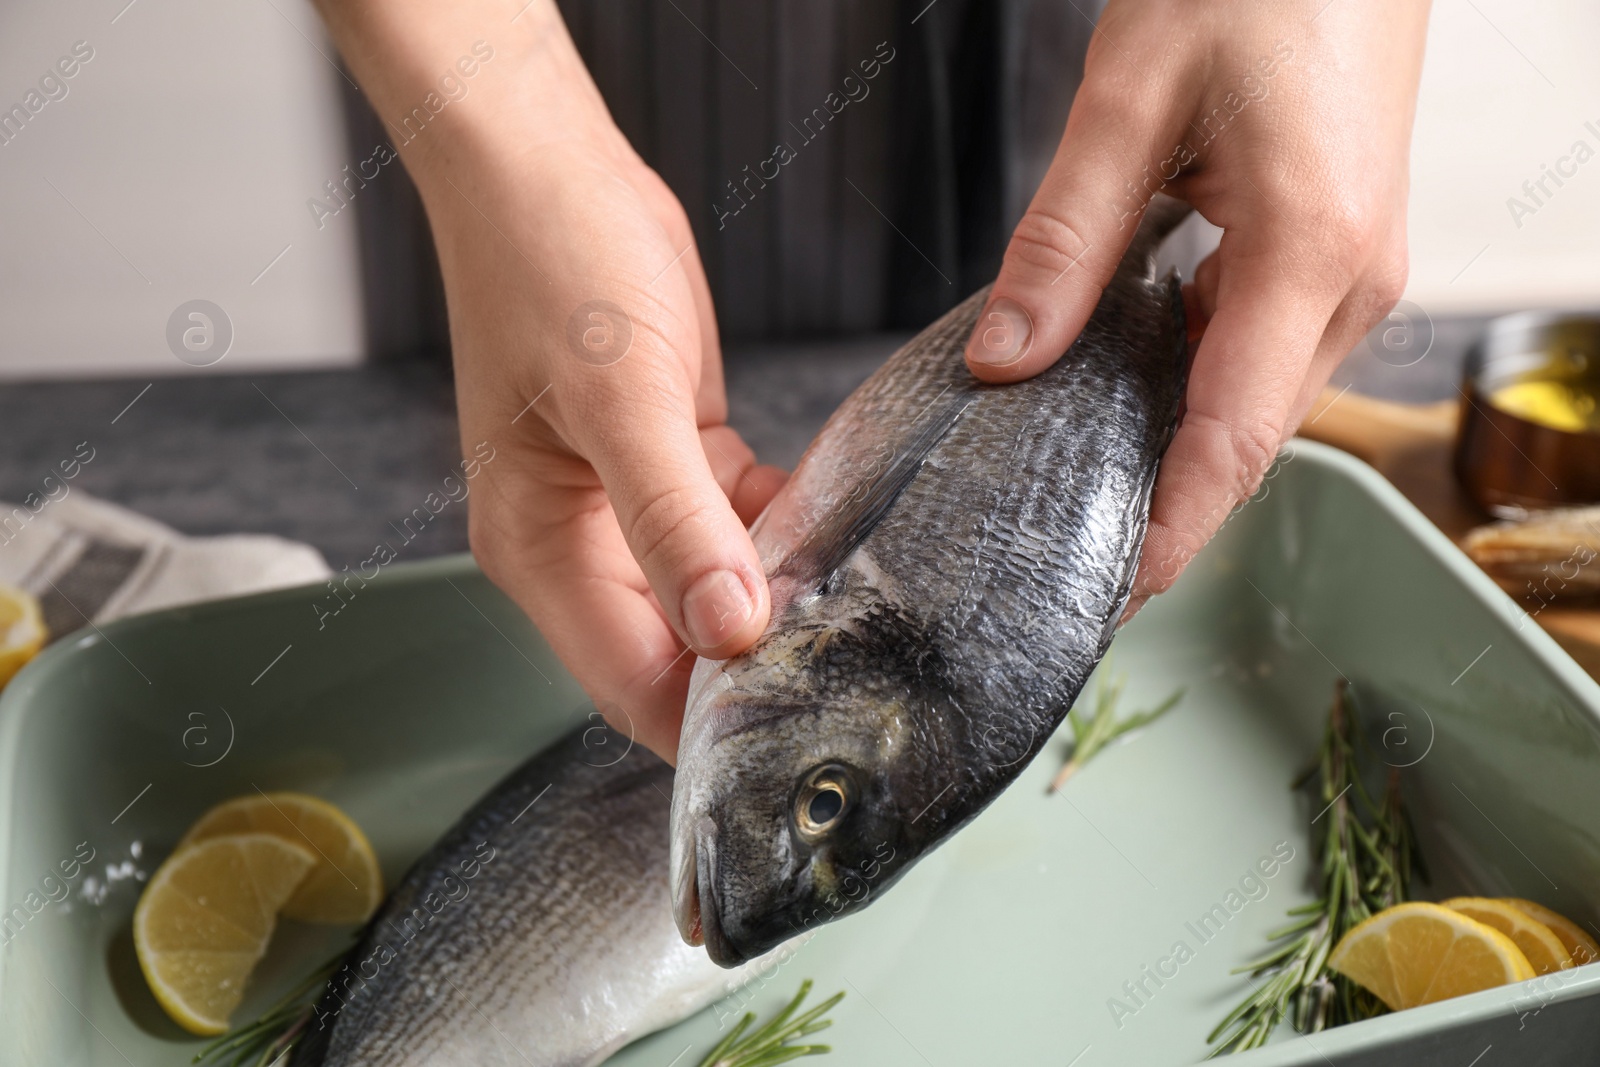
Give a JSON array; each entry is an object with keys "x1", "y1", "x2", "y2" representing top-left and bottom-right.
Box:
[
  {"x1": 732, "y1": 467, "x2": 787, "y2": 525},
  {"x1": 1192, "y1": 248, "x2": 1221, "y2": 321},
  {"x1": 474, "y1": 488, "x2": 693, "y2": 762},
  {"x1": 1178, "y1": 249, "x2": 1220, "y2": 351},
  {"x1": 1180, "y1": 283, "x2": 1210, "y2": 347},
  {"x1": 571, "y1": 352, "x2": 772, "y2": 661},
  {"x1": 965, "y1": 74, "x2": 1176, "y2": 382},
  {"x1": 700, "y1": 424, "x2": 789, "y2": 525},
  {"x1": 550, "y1": 571, "x2": 691, "y2": 763},
  {"x1": 1130, "y1": 235, "x2": 1350, "y2": 610},
  {"x1": 1283, "y1": 259, "x2": 1410, "y2": 432},
  {"x1": 1124, "y1": 259, "x2": 1402, "y2": 624}
]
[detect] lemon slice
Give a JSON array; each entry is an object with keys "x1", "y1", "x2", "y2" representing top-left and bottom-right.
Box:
[
  {"x1": 0, "y1": 586, "x2": 47, "y2": 691},
  {"x1": 1502, "y1": 898, "x2": 1600, "y2": 966},
  {"x1": 1444, "y1": 897, "x2": 1572, "y2": 975},
  {"x1": 1329, "y1": 901, "x2": 1535, "y2": 1010},
  {"x1": 134, "y1": 834, "x2": 316, "y2": 1035},
  {"x1": 178, "y1": 792, "x2": 382, "y2": 924}
]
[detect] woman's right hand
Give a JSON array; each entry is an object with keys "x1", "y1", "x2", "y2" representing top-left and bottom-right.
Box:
[{"x1": 314, "y1": 0, "x2": 785, "y2": 761}]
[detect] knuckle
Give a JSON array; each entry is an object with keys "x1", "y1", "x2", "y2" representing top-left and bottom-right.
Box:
[
  {"x1": 626, "y1": 484, "x2": 712, "y2": 576},
  {"x1": 1369, "y1": 246, "x2": 1410, "y2": 308},
  {"x1": 657, "y1": 190, "x2": 696, "y2": 248},
  {"x1": 1190, "y1": 408, "x2": 1283, "y2": 505},
  {"x1": 1229, "y1": 418, "x2": 1284, "y2": 500},
  {"x1": 1356, "y1": 280, "x2": 1405, "y2": 330},
  {"x1": 1343, "y1": 250, "x2": 1412, "y2": 335},
  {"x1": 565, "y1": 359, "x2": 694, "y2": 453},
  {"x1": 1004, "y1": 208, "x2": 1095, "y2": 284},
  {"x1": 1368, "y1": 272, "x2": 1408, "y2": 314},
  {"x1": 1077, "y1": 68, "x2": 1162, "y2": 136},
  {"x1": 1301, "y1": 191, "x2": 1379, "y2": 262},
  {"x1": 1138, "y1": 529, "x2": 1198, "y2": 599},
  {"x1": 1078, "y1": 27, "x2": 1157, "y2": 113}
]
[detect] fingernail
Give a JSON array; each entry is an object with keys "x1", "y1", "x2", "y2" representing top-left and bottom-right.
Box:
[
  {"x1": 967, "y1": 298, "x2": 1033, "y2": 366},
  {"x1": 682, "y1": 569, "x2": 755, "y2": 651}
]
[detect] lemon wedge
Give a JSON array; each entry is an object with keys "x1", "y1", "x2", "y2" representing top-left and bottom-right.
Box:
[
  {"x1": 1444, "y1": 897, "x2": 1572, "y2": 975},
  {"x1": 178, "y1": 791, "x2": 382, "y2": 924},
  {"x1": 1501, "y1": 898, "x2": 1600, "y2": 966},
  {"x1": 1329, "y1": 901, "x2": 1535, "y2": 1010},
  {"x1": 0, "y1": 586, "x2": 46, "y2": 691},
  {"x1": 134, "y1": 834, "x2": 316, "y2": 1035}
]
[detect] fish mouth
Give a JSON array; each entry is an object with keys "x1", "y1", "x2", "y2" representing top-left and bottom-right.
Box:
[
  {"x1": 672, "y1": 817, "x2": 748, "y2": 967},
  {"x1": 672, "y1": 818, "x2": 706, "y2": 947}
]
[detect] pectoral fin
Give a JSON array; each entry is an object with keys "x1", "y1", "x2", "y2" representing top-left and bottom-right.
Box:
[{"x1": 775, "y1": 392, "x2": 975, "y2": 591}]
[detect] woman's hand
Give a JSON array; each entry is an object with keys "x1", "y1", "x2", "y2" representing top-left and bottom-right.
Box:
[
  {"x1": 964, "y1": 0, "x2": 1432, "y2": 612},
  {"x1": 315, "y1": 0, "x2": 784, "y2": 760},
  {"x1": 445, "y1": 146, "x2": 787, "y2": 763}
]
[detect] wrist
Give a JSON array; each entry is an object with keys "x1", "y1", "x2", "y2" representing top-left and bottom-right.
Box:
[{"x1": 316, "y1": 0, "x2": 629, "y2": 205}]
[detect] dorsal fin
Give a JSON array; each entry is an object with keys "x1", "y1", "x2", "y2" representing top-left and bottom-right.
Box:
[{"x1": 775, "y1": 390, "x2": 976, "y2": 590}]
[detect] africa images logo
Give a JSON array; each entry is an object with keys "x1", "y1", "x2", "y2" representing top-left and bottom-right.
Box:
[{"x1": 166, "y1": 300, "x2": 233, "y2": 367}]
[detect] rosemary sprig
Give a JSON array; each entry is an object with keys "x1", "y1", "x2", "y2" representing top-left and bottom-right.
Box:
[
  {"x1": 696, "y1": 980, "x2": 844, "y2": 1067},
  {"x1": 1207, "y1": 681, "x2": 1420, "y2": 1055},
  {"x1": 194, "y1": 944, "x2": 350, "y2": 1067},
  {"x1": 1050, "y1": 670, "x2": 1183, "y2": 793}
]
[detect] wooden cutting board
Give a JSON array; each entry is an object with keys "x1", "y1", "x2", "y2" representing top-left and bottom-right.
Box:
[{"x1": 1300, "y1": 387, "x2": 1600, "y2": 681}]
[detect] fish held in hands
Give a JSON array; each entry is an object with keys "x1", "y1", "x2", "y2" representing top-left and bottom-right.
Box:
[{"x1": 671, "y1": 200, "x2": 1194, "y2": 967}]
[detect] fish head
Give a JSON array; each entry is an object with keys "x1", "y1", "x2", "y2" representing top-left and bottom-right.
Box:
[{"x1": 671, "y1": 602, "x2": 968, "y2": 967}]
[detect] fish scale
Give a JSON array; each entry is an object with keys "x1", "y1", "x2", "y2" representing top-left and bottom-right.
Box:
[
  {"x1": 289, "y1": 725, "x2": 775, "y2": 1066},
  {"x1": 672, "y1": 199, "x2": 1192, "y2": 967}
]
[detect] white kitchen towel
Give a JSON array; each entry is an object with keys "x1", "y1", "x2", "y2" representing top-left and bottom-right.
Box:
[{"x1": 0, "y1": 494, "x2": 330, "y2": 639}]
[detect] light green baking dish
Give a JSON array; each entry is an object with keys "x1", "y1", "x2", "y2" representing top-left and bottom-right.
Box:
[{"x1": 3, "y1": 439, "x2": 1599, "y2": 1066}]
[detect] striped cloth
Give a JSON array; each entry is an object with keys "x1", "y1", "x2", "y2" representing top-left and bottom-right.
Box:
[{"x1": 0, "y1": 495, "x2": 329, "y2": 638}]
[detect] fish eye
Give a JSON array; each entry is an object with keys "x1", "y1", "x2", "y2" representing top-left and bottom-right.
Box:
[{"x1": 795, "y1": 764, "x2": 853, "y2": 839}]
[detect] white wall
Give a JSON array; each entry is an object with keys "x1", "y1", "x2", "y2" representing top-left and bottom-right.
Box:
[
  {"x1": 1406, "y1": 0, "x2": 1600, "y2": 313},
  {"x1": 0, "y1": 0, "x2": 364, "y2": 379}
]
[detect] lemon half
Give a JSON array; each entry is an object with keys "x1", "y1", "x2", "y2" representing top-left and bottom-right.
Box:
[
  {"x1": 134, "y1": 834, "x2": 316, "y2": 1034},
  {"x1": 178, "y1": 791, "x2": 382, "y2": 924},
  {"x1": 1444, "y1": 897, "x2": 1572, "y2": 975},
  {"x1": 1502, "y1": 898, "x2": 1600, "y2": 967},
  {"x1": 1329, "y1": 901, "x2": 1535, "y2": 1010},
  {"x1": 0, "y1": 586, "x2": 46, "y2": 691}
]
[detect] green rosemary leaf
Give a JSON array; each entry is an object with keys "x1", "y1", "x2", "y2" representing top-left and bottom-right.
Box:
[
  {"x1": 697, "y1": 1014, "x2": 756, "y2": 1067},
  {"x1": 1050, "y1": 668, "x2": 1182, "y2": 792},
  {"x1": 1235, "y1": 938, "x2": 1309, "y2": 973},
  {"x1": 1207, "y1": 681, "x2": 1423, "y2": 1053},
  {"x1": 735, "y1": 1046, "x2": 832, "y2": 1067},
  {"x1": 1264, "y1": 913, "x2": 1324, "y2": 940},
  {"x1": 697, "y1": 982, "x2": 843, "y2": 1067}
]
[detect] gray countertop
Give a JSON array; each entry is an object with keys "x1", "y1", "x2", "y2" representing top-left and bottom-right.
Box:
[{"x1": 0, "y1": 317, "x2": 1487, "y2": 567}]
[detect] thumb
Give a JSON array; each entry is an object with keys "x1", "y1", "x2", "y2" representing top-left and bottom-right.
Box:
[
  {"x1": 578, "y1": 370, "x2": 771, "y2": 661},
  {"x1": 966, "y1": 86, "x2": 1171, "y2": 382}
]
